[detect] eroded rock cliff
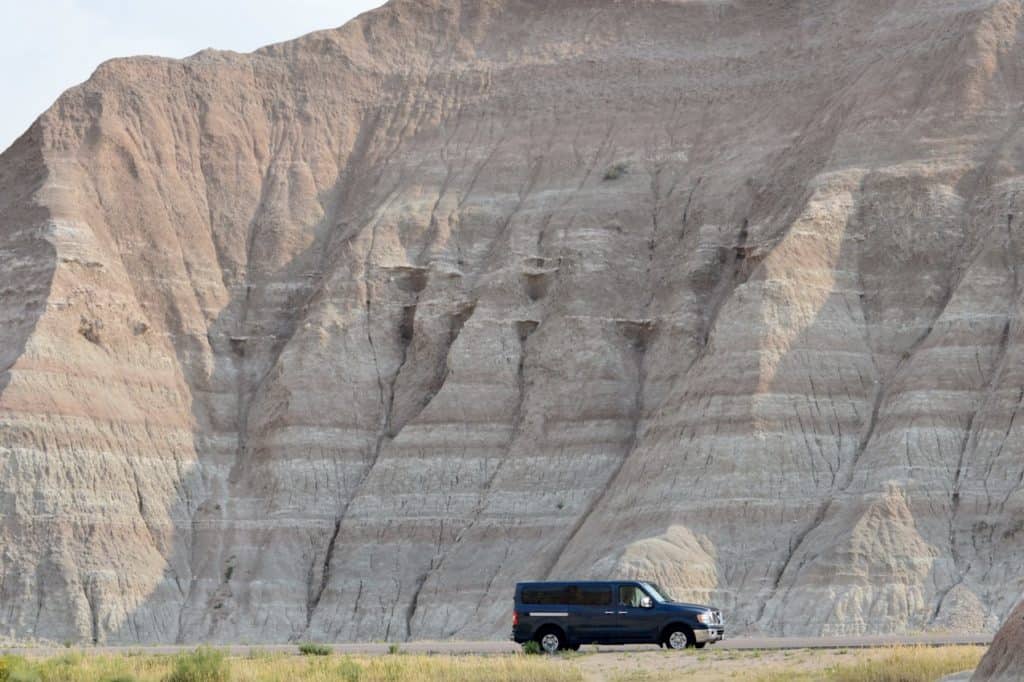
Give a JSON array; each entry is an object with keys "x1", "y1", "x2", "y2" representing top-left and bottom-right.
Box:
[
  {"x1": 3, "y1": 0, "x2": 1024, "y2": 644},
  {"x1": 973, "y1": 598, "x2": 1024, "y2": 681}
]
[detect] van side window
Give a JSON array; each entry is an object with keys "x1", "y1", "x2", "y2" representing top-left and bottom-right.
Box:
[
  {"x1": 520, "y1": 585, "x2": 612, "y2": 605},
  {"x1": 579, "y1": 586, "x2": 611, "y2": 606},
  {"x1": 618, "y1": 585, "x2": 645, "y2": 607},
  {"x1": 521, "y1": 587, "x2": 565, "y2": 604}
]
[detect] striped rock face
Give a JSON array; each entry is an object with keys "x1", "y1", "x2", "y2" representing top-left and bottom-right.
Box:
[{"x1": 3, "y1": 0, "x2": 1024, "y2": 644}]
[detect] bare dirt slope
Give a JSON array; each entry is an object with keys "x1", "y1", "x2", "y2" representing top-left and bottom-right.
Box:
[
  {"x1": 973, "y1": 599, "x2": 1024, "y2": 680},
  {"x1": 3, "y1": 0, "x2": 1024, "y2": 645}
]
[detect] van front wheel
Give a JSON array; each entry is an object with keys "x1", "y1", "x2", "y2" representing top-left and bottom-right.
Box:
[{"x1": 664, "y1": 625, "x2": 695, "y2": 650}]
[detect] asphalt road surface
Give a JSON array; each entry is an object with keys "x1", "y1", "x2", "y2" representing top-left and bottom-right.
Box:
[{"x1": 0, "y1": 633, "x2": 992, "y2": 657}]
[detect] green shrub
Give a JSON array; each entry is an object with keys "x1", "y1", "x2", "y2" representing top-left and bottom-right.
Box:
[
  {"x1": 603, "y1": 162, "x2": 629, "y2": 181},
  {"x1": 521, "y1": 641, "x2": 542, "y2": 655},
  {"x1": 297, "y1": 642, "x2": 332, "y2": 656},
  {"x1": 164, "y1": 647, "x2": 229, "y2": 682},
  {"x1": 387, "y1": 643, "x2": 400, "y2": 655}
]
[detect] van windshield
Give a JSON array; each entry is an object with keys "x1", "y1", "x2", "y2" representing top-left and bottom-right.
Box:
[{"x1": 641, "y1": 582, "x2": 671, "y2": 603}]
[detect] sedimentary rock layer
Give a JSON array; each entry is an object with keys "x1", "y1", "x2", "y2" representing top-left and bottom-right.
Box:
[{"x1": 3, "y1": 0, "x2": 1024, "y2": 644}]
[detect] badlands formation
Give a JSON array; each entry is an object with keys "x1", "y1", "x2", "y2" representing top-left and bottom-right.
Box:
[
  {"x1": 3, "y1": 0, "x2": 1024, "y2": 648},
  {"x1": 974, "y1": 599, "x2": 1024, "y2": 680}
]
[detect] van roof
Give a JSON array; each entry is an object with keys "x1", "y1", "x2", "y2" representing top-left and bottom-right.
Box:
[{"x1": 515, "y1": 580, "x2": 641, "y2": 588}]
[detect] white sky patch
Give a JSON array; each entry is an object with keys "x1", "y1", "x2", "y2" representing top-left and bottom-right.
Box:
[{"x1": 0, "y1": 0, "x2": 386, "y2": 153}]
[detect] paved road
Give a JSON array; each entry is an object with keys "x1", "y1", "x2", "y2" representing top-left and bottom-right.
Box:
[{"x1": 1, "y1": 634, "x2": 992, "y2": 657}]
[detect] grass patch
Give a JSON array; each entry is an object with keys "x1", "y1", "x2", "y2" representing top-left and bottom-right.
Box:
[
  {"x1": 0, "y1": 645, "x2": 982, "y2": 682},
  {"x1": 827, "y1": 645, "x2": 982, "y2": 682},
  {"x1": 752, "y1": 645, "x2": 984, "y2": 682},
  {"x1": 2, "y1": 651, "x2": 139, "y2": 682},
  {"x1": 0, "y1": 652, "x2": 581, "y2": 682}
]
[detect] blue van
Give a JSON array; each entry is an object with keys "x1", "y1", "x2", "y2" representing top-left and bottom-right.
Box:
[{"x1": 512, "y1": 580, "x2": 724, "y2": 653}]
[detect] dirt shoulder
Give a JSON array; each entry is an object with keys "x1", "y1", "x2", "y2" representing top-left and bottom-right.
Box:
[{"x1": 571, "y1": 645, "x2": 985, "y2": 682}]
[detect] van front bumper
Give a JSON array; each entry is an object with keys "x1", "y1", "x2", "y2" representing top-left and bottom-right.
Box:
[{"x1": 694, "y1": 626, "x2": 725, "y2": 643}]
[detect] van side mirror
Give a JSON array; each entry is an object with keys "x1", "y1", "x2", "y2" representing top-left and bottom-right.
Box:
[{"x1": 641, "y1": 596, "x2": 653, "y2": 609}]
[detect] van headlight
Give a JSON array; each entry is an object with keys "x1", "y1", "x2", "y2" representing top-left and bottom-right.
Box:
[{"x1": 697, "y1": 611, "x2": 714, "y2": 624}]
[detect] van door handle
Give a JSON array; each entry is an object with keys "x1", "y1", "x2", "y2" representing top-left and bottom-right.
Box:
[
  {"x1": 617, "y1": 611, "x2": 628, "y2": 614},
  {"x1": 604, "y1": 611, "x2": 614, "y2": 614}
]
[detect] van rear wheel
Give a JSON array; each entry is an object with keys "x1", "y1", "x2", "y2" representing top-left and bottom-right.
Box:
[
  {"x1": 536, "y1": 627, "x2": 566, "y2": 654},
  {"x1": 664, "y1": 625, "x2": 695, "y2": 650}
]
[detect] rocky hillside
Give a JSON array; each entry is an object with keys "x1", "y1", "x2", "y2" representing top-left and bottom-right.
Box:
[
  {"x1": 3, "y1": 0, "x2": 1024, "y2": 644},
  {"x1": 974, "y1": 599, "x2": 1024, "y2": 680}
]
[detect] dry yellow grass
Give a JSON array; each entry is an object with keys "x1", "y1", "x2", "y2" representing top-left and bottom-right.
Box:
[
  {"x1": 805, "y1": 645, "x2": 982, "y2": 682},
  {"x1": 0, "y1": 645, "x2": 984, "y2": 682},
  {"x1": 0, "y1": 651, "x2": 583, "y2": 682}
]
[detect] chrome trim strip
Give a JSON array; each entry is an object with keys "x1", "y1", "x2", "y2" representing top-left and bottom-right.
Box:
[{"x1": 528, "y1": 611, "x2": 568, "y2": 617}]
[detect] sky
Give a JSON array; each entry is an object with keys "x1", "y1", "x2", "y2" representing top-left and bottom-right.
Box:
[{"x1": 0, "y1": 0, "x2": 388, "y2": 153}]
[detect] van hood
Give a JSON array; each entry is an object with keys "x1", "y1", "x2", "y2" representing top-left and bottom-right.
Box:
[{"x1": 666, "y1": 601, "x2": 715, "y2": 611}]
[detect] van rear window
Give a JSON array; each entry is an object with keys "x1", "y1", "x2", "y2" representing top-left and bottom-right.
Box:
[{"x1": 520, "y1": 586, "x2": 611, "y2": 606}]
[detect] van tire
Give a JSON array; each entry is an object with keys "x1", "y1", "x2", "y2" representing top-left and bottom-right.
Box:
[
  {"x1": 662, "y1": 624, "x2": 695, "y2": 650},
  {"x1": 535, "y1": 626, "x2": 567, "y2": 654}
]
